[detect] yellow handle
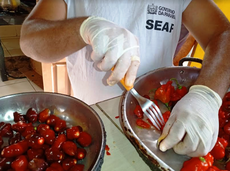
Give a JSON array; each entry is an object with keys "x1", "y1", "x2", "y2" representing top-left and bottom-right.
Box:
[
  {"x1": 111, "y1": 67, "x2": 133, "y2": 91},
  {"x1": 119, "y1": 78, "x2": 133, "y2": 91}
]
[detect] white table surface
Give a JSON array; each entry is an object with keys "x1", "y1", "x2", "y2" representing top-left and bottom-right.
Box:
[{"x1": 92, "y1": 96, "x2": 152, "y2": 171}]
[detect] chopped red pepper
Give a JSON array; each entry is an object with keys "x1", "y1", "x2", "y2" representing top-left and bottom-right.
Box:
[
  {"x1": 151, "y1": 99, "x2": 159, "y2": 108},
  {"x1": 207, "y1": 166, "x2": 220, "y2": 171},
  {"x1": 207, "y1": 165, "x2": 228, "y2": 171},
  {"x1": 115, "y1": 116, "x2": 119, "y2": 119},
  {"x1": 136, "y1": 119, "x2": 151, "y2": 129},
  {"x1": 210, "y1": 137, "x2": 228, "y2": 160},
  {"x1": 162, "y1": 111, "x2": 171, "y2": 123},
  {"x1": 161, "y1": 111, "x2": 171, "y2": 130},
  {"x1": 181, "y1": 153, "x2": 214, "y2": 171},
  {"x1": 105, "y1": 145, "x2": 111, "y2": 156},
  {"x1": 154, "y1": 80, "x2": 173, "y2": 104},
  {"x1": 147, "y1": 110, "x2": 170, "y2": 130},
  {"x1": 143, "y1": 94, "x2": 150, "y2": 99},
  {"x1": 134, "y1": 105, "x2": 144, "y2": 119},
  {"x1": 170, "y1": 78, "x2": 188, "y2": 102}
]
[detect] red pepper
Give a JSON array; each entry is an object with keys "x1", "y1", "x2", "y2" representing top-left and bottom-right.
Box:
[
  {"x1": 136, "y1": 119, "x2": 151, "y2": 129},
  {"x1": 222, "y1": 101, "x2": 230, "y2": 113},
  {"x1": 170, "y1": 78, "x2": 188, "y2": 102},
  {"x1": 161, "y1": 111, "x2": 171, "y2": 130},
  {"x1": 207, "y1": 166, "x2": 228, "y2": 171},
  {"x1": 219, "y1": 117, "x2": 228, "y2": 130},
  {"x1": 134, "y1": 105, "x2": 144, "y2": 119},
  {"x1": 226, "y1": 160, "x2": 230, "y2": 170},
  {"x1": 223, "y1": 121, "x2": 230, "y2": 135},
  {"x1": 162, "y1": 111, "x2": 171, "y2": 123},
  {"x1": 223, "y1": 92, "x2": 230, "y2": 102},
  {"x1": 219, "y1": 107, "x2": 226, "y2": 119},
  {"x1": 1, "y1": 139, "x2": 29, "y2": 158},
  {"x1": 105, "y1": 145, "x2": 111, "y2": 156},
  {"x1": 11, "y1": 155, "x2": 28, "y2": 171},
  {"x1": 219, "y1": 125, "x2": 230, "y2": 145},
  {"x1": 210, "y1": 137, "x2": 228, "y2": 160},
  {"x1": 154, "y1": 80, "x2": 173, "y2": 104},
  {"x1": 207, "y1": 166, "x2": 220, "y2": 171},
  {"x1": 180, "y1": 153, "x2": 214, "y2": 171},
  {"x1": 151, "y1": 99, "x2": 159, "y2": 108}
]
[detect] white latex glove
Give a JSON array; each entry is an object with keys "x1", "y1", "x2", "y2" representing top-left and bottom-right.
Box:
[
  {"x1": 158, "y1": 85, "x2": 222, "y2": 157},
  {"x1": 80, "y1": 16, "x2": 140, "y2": 86}
]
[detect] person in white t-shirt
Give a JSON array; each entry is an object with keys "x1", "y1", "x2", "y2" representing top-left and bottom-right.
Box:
[{"x1": 20, "y1": 0, "x2": 230, "y2": 158}]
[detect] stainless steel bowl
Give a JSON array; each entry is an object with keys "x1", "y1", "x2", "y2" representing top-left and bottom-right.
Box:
[
  {"x1": 0, "y1": 92, "x2": 106, "y2": 171},
  {"x1": 120, "y1": 66, "x2": 200, "y2": 171}
]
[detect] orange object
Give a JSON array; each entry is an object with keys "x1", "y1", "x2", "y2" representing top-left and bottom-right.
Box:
[{"x1": 111, "y1": 67, "x2": 133, "y2": 90}]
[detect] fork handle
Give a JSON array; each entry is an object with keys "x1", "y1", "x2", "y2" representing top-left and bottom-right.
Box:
[
  {"x1": 111, "y1": 67, "x2": 133, "y2": 91},
  {"x1": 119, "y1": 78, "x2": 133, "y2": 91}
]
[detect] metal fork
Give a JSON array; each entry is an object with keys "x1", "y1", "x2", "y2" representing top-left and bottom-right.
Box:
[
  {"x1": 129, "y1": 88, "x2": 165, "y2": 130},
  {"x1": 114, "y1": 68, "x2": 165, "y2": 130}
]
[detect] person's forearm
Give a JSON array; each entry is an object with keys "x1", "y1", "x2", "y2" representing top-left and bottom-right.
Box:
[
  {"x1": 20, "y1": 17, "x2": 88, "y2": 63},
  {"x1": 194, "y1": 29, "x2": 230, "y2": 98}
]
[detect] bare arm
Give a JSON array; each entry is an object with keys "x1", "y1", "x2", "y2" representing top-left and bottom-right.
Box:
[
  {"x1": 183, "y1": 0, "x2": 230, "y2": 98},
  {"x1": 20, "y1": 0, "x2": 87, "y2": 63}
]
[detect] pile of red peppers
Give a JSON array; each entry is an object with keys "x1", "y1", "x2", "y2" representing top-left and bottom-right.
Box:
[{"x1": 154, "y1": 78, "x2": 188, "y2": 105}]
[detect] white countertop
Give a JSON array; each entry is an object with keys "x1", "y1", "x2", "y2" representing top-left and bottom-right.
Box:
[{"x1": 92, "y1": 96, "x2": 152, "y2": 171}]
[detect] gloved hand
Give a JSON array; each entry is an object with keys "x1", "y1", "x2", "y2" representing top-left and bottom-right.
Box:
[
  {"x1": 158, "y1": 85, "x2": 222, "y2": 157},
  {"x1": 80, "y1": 16, "x2": 140, "y2": 87}
]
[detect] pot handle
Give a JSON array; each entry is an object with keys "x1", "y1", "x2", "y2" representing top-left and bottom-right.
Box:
[{"x1": 179, "y1": 57, "x2": 203, "y2": 66}]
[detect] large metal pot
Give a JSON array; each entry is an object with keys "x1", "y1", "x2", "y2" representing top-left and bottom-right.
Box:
[
  {"x1": 0, "y1": 92, "x2": 106, "y2": 171},
  {"x1": 120, "y1": 66, "x2": 200, "y2": 171}
]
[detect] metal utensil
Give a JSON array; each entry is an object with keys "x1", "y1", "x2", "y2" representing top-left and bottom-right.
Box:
[{"x1": 119, "y1": 78, "x2": 165, "y2": 130}]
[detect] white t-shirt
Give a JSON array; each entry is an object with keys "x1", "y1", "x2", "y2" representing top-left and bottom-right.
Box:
[{"x1": 64, "y1": 0, "x2": 192, "y2": 105}]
